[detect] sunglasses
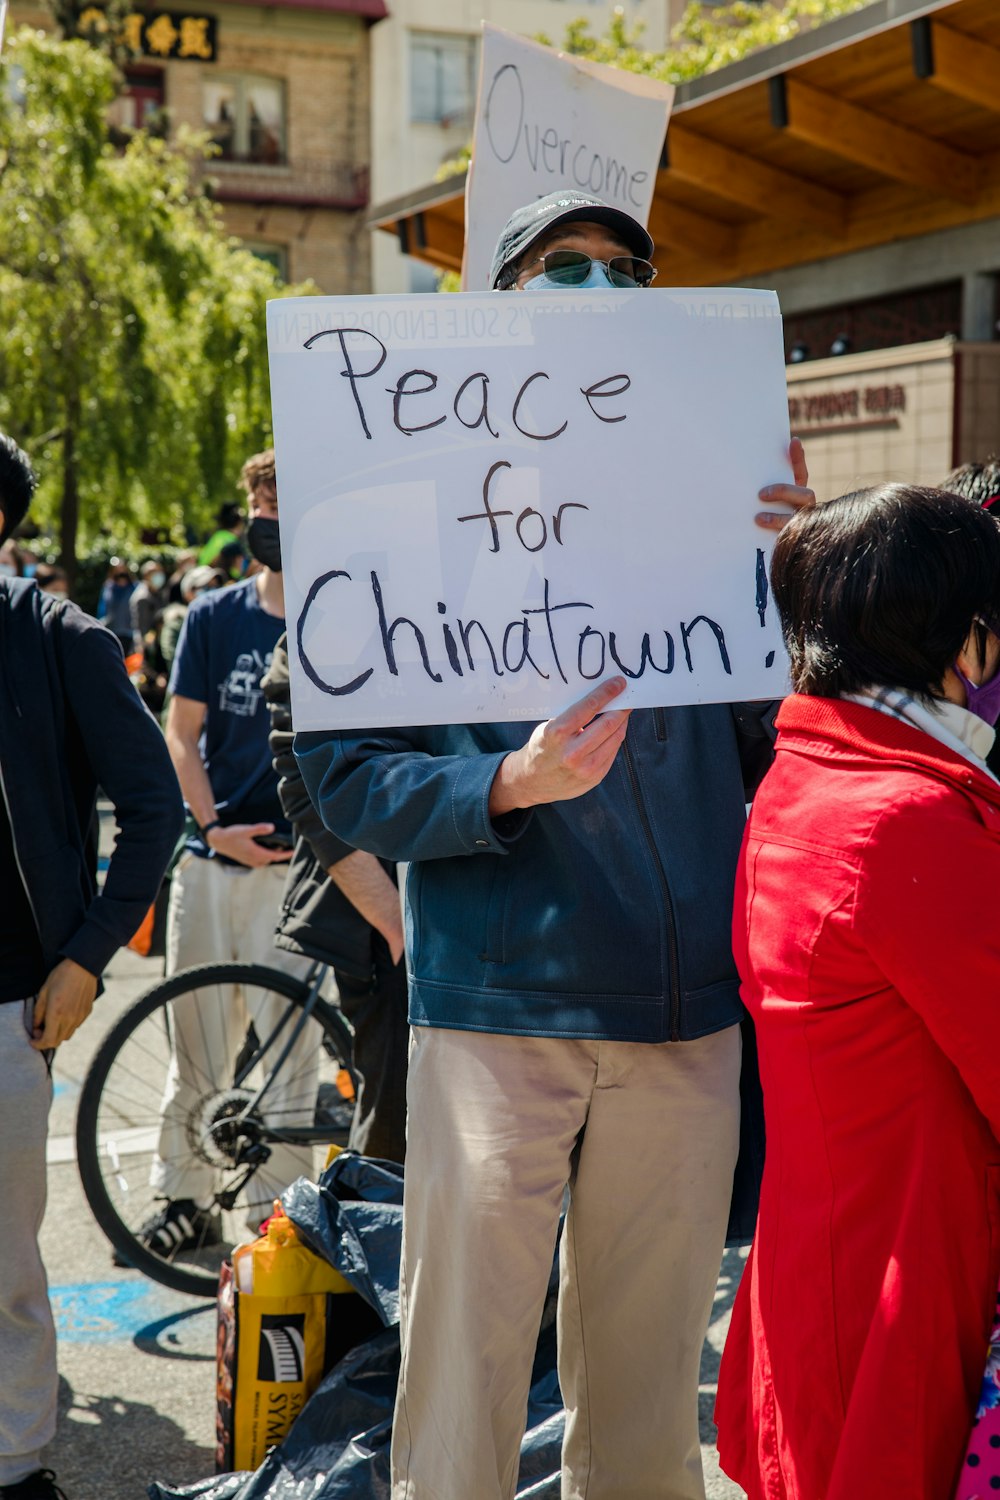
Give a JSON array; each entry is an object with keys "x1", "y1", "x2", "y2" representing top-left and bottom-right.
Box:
[{"x1": 522, "y1": 249, "x2": 657, "y2": 289}]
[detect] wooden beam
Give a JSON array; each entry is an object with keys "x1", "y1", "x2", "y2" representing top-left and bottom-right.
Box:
[
  {"x1": 665, "y1": 126, "x2": 847, "y2": 235},
  {"x1": 647, "y1": 198, "x2": 736, "y2": 263},
  {"x1": 727, "y1": 146, "x2": 1000, "y2": 285},
  {"x1": 780, "y1": 76, "x2": 981, "y2": 204},
  {"x1": 924, "y1": 21, "x2": 1000, "y2": 117},
  {"x1": 410, "y1": 245, "x2": 462, "y2": 273},
  {"x1": 416, "y1": 209, "x2": 465, "y2": 269}
]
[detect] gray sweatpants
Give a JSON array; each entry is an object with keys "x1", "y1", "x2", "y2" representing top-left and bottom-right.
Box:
[{"x1": 0, "y1": 1001, "x2": 56, "y2": 1485}]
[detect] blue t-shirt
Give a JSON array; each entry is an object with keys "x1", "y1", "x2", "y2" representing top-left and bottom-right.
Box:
[{"x1": 169, "y1": 578, "x2": 289, "y2": 853}]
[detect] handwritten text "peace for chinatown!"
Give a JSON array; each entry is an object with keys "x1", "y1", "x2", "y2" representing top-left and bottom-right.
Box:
[{"x1": 295, "y1": 327, "x2": 739, "y2": 700}]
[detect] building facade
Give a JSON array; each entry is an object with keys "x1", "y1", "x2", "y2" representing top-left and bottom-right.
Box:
[
  {"x1": 754, "y1": 214, "x2": 1000, "y2": 494},
  {"x1": 369, "y1": 0, "x2": 674, "y2": 293},
  {"x1": 371, "y1": 0, "x2": 1000, "y2": 500},
  {"x1": 14, "y1": 0, "x2": 383, "y2": 292}
]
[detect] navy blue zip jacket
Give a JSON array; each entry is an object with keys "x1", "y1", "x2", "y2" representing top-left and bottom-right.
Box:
[
  {"x1": 0, "y1": 578, "x2": 184, "y2": 982},
  {"x1": 295, "y1": 700, "x2": 775, "y2": 1043}
]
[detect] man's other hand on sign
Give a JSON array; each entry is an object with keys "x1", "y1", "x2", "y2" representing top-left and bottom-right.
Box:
[{"x1": 756, "y1": 435, "x2": 814, "y2": 530}]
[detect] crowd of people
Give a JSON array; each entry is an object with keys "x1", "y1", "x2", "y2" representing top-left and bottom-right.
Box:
[{"x1": 2, "y1": 187, "x2": 1000, "y2": 1500}]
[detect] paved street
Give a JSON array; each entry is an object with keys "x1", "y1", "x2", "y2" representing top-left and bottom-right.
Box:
[{"x1": 40, "y1": 940, "x2": 747, "y2": 1500}]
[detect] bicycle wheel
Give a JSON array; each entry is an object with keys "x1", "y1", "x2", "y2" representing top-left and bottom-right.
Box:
[{"x1": 77, "y1": 961, "x2": 357, "y2": 1297}]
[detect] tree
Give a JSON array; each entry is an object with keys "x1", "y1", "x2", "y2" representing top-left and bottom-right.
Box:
[
  {"x1": 0, "y1": 30, "x2": 311, "y2": 582},
  {"x1": 553, "y1": 1, "x2": 874, "y2": 80},
  {"x1": 436, "y1": 0, "x2": 874, "y2": 182}
]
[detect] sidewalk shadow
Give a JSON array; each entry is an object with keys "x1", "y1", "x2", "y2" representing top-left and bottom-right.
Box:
[
  {"x1": 52, "y1": 1377, "x2": 214, "y2": 1500},
  {"x1": 133, "y1": 1303, "x2": 216, "y2": 1363}
]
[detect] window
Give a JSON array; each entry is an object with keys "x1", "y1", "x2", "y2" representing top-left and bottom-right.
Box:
[
  {"x1": 245, "y1": 242, "x2": 289, "y2": 281},
  {"x1": 782, "y1": 282, "x2": 963, "y2": 364},
  {"x1": 203, "y1": 75, "x2": 285, "y2": 165},
  {"x1": 410, "y1": 32, "x2": 477, "y2": 127},
  {"x1": 108, "y1": 67, "x2": 166, "y2": 133}
]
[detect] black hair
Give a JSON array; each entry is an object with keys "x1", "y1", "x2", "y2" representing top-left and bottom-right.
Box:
[
  {"x1": 770, "y1": 482, "x2": 1000, "y2": 699},
  {"x1": 0, "y1": 434, "x2": 37, "y2": 544},
  {"x1": 217, "y1": 501, "x2": 244, "y2": 529},
  {"x1": 939, "y1": 459, "x2": 1000, "y2": 508}
]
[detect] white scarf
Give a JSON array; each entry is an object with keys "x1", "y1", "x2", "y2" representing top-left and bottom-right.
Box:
[{"x1": 844, "y1": 686, "x2": 999, "y2": 783}]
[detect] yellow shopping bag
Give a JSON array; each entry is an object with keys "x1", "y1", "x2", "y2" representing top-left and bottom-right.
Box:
[{"x1": 216, "y1": 1209, "x2": 354, "y2": 1473}]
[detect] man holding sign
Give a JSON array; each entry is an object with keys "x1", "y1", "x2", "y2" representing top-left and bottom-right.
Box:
[{"x1": 294, "y1": 191, "x2": 813, "y2": 1500}]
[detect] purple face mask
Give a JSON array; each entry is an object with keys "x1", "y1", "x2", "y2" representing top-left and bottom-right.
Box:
[{"x1": 957, "y1": 666, "x2": 1000, "y2": 725}]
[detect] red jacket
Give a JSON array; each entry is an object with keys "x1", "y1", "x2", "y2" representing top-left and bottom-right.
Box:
[{"x1": 716, "y1": 695, "x2": 1000, "y2": 1500}]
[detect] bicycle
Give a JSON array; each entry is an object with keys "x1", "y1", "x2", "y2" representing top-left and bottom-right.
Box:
[{"x1": 76, "y1": 958, "x2": 358, "y2": 1297}]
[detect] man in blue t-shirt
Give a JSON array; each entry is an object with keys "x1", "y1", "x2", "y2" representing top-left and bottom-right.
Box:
[{"x1": 143, "y1": 448, "x2": 314, "y2": 1254}]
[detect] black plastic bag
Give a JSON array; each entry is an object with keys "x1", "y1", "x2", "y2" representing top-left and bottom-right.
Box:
[{"x1": 149, "y1": 1153, "x2": 564, "y2": 1500}]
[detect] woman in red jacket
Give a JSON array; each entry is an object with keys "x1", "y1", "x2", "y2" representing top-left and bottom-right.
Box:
[{"x1": 716, "y1": 482, "x2": 1000, "y2": 1500}]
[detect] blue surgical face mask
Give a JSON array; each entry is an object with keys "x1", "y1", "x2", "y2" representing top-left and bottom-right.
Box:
[{"x1": 523, "y1": 262, "x2": 618, "y2": 293}]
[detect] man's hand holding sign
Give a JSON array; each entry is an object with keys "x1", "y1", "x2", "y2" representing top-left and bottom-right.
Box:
[{"x1": 276, "y1": 186, "x2": 814, "y2": 1500}]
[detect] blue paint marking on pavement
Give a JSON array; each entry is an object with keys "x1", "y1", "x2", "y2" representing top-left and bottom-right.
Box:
[{"x1": 50, "y1": 1280, "x2": 176, "y2": 1343}]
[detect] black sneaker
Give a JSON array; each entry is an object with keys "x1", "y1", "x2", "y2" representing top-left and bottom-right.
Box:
[
  {"x1": 128, "y1": 1198, "x2": 222, "y2": 1258},
  {"x1": 0, "y1": 1470, "x2": 68, "y2": 1499}
]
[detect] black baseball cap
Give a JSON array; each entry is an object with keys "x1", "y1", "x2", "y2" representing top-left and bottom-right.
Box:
[{"x1": 489, "y1": 190, "x2": 655, "y2": 290}]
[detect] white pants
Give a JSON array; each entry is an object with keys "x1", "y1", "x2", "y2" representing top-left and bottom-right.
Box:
[
  {"x1": 151, "y1": 853, "x2": 315, "y2": 1221},
  {"x1": 392, "y1": 1024, "x2": 742, "y2": 1500},
  {"x1": 0, "y1": 1003, "x2": 56, "y2": 1485}
]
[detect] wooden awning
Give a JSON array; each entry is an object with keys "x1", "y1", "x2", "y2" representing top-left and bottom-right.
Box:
[{"x1": 371, "y1": 0, "x2": 1000, "y2": 285}]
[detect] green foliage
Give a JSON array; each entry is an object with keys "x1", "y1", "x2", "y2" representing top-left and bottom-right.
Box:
[
  {"x1": 559, "y1": 0, "x2": 874, "y2": 82},
  {"x1": 435, "y1": 0, "x2": 875, "y2": 180},
  {"x1": 0, "y1": 29, "x2": 314, "y2": 577},
  {"x1": 435, "y1": 144, "x2": 470, "y2": 183},
  {"x1": 436, "y1": 270, "x2": 461, "y2": 294}
]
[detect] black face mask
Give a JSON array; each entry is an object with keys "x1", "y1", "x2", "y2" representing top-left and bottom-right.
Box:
[{"x1": 246, "y1": 516, "x2": 282, "y2": 572}]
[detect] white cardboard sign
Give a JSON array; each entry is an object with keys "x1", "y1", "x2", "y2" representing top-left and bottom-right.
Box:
[
  {"x1": 267, "y1": 288, "x2": 791, "y2": 732},
  {"x1": 462, "y1": 24, "x2": 674, "y2": 290}
]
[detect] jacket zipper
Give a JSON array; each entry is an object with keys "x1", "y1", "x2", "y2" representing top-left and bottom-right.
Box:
[
  {"x1": 621, "y1": 739, "x2": 681, "y2": 1040},
  {"x1": 653, "y1": 707, "x2": 667, "y2": 742},
  {"x1": 0, "y1": 758, "x2": 43, "y2": 952}
]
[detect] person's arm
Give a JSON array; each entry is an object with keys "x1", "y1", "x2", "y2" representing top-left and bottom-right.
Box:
[
  {"x1": 486, "y1": 677, "x2": 629, "y2": 816},
  {"x1": 265, "y1": 636, "x2": 356, "y2": 867},
  {"x1": 856, "y1": 786, "x2": 1000, "y2": 1142},
  {"x1": 326, "y1": 850, "x2": 403, "y2": 964},
  {"x1": 263, "y1": 637, "x2": 403, "y2": 957},
  {"x1": 165, "y1": 694, "x2": 291, "y2": 868},
  {"x1": 32, "y1": 614, "x2": 186, "y2": 1047},
  {"x1": 295, "y1": 677, "x2": 630, "y2": 865}
]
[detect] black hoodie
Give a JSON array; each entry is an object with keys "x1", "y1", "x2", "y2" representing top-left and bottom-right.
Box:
[{"x1": 0, "y1": 577, "x2": 183, "y2": 986}]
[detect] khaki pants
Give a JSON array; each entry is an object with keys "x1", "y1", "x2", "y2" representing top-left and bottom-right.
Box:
[
  {"x1": 151, "y1": 853, "x2": 315, "y2": 1222},
  {"x1": 392, "y1": 1024, "x2": 741, "y2": 1500}
]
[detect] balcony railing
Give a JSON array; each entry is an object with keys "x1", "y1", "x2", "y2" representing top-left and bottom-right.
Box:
[{"x1": 194, "y1": 156, "x2": 370, "y2": 210}]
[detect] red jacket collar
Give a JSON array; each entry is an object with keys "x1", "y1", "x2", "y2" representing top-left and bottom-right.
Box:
[{"x1": 774, "y1": 694, "x2": 1000, "y2": 808}]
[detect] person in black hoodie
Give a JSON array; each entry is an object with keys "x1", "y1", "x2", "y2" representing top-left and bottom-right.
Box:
[
  {"x1": 0, "y1": 433, "x2": 184, "y2": 1500},
  {"x1": 263, "y1": 633, "x2": 408, "y2": 1163}
]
